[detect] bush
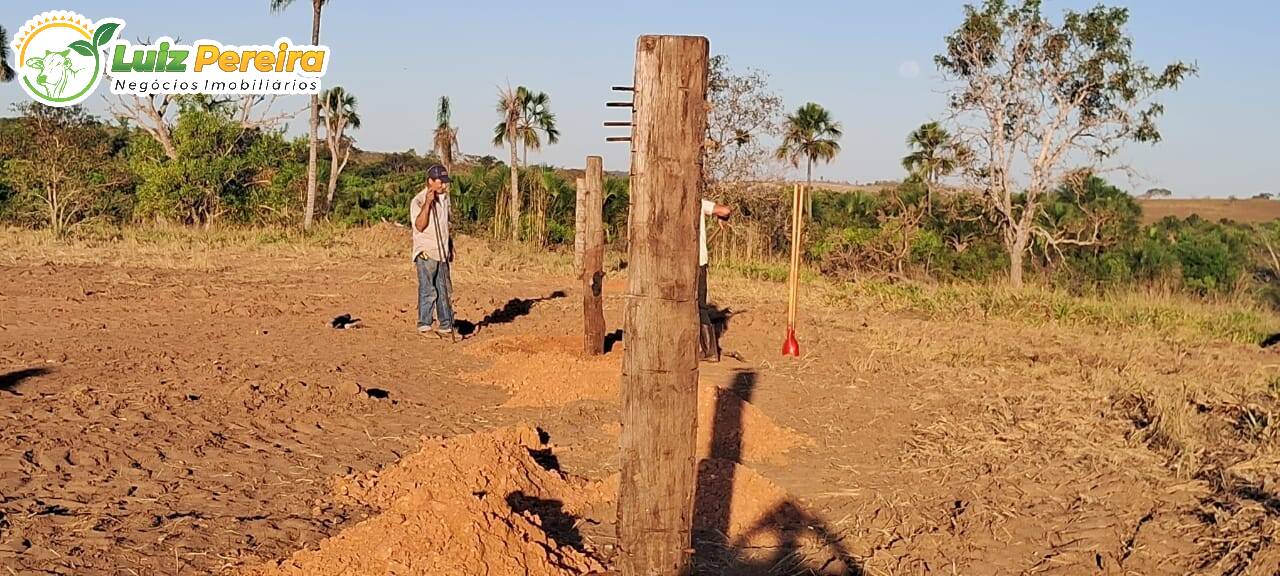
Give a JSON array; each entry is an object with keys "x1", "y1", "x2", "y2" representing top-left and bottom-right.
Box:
[{"x1": 130, "y1": 103, "x2": 300, "y2": 225}]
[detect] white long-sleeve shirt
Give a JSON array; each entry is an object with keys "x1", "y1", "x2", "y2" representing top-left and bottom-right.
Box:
[
  {"x1": 698, "y1": 198, "x2": 716, "y2": 266},
  {"x1": 409, "y1": 191, "x2": 451, "y2": 261}
]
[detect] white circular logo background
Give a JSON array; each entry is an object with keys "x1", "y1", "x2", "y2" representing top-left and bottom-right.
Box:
[{"x1": 12, "y1": 11, "x2": 122, "y2": 107}]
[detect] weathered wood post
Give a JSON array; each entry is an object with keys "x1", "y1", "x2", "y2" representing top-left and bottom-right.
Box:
[
  {"x1": 617, "y1": 34, "x2": 710, "y2": 576},
  {"x1": 574, "y1": 176, "x2": 587, "y2": 277},
  {"x1": 582, "y1": 156, "x2": 607, "y2": 355}
]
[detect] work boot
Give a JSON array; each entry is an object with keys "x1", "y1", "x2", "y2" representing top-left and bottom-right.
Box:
[{"x1": 699, "y1": 321, "x2": 720, "y2": 363}]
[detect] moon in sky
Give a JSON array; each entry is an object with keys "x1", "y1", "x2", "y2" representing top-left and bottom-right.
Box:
[{"x1": 898, "y1": 60, "x2": 921, "y2": 79}]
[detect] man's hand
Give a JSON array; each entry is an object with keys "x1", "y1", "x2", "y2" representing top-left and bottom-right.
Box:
[{"x1": 712, "y1": 204, "x2": 733, "y2": 220}]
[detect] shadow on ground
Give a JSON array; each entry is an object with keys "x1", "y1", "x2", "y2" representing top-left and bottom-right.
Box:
[
  {"x1": 692, "y1": 369, "x2": 862, "y2": 575},
  {"x1": 456, "y1": 290, "x2": 568, "y2": 337},
  {"x1": 0, "y1": 367, "x2": 51, "y2": 395}
]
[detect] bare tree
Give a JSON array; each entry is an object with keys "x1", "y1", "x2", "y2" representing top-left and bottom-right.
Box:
[
  {"x1": 704, "y1": 55, "x2": 783, "y2": 191},
  {"x1": 108, "y1": 93, "x2": 178, "y2": 159},
  {"x1": 110, "y1": 93, "x2": 298, "y2": 159},
  {"x1": 235, "y1": 95, "x2": 299, "y2": 129},
  {"x1": 937, "y1": 0, "x2": 1194, "y2": 287}
]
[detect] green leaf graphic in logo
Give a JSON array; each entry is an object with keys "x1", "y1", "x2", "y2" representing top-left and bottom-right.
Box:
[
  {"x1": 69, "y1": 40, "x2": 95, "y2": 57},
  {"x1": 92, "y1": 22, "x2": 120, "y2": 48}
]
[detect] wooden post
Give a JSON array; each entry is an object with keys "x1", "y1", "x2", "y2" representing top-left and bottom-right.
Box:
[
  {"x1": 582, "y1": 157, "x2": 606, "y2": 355},
  {"x1": 574, "y1": 176, "x2": 587, "y2": 276},
  {"x1": 617, "y1": 34, "x2": 709, "y2": 576}
]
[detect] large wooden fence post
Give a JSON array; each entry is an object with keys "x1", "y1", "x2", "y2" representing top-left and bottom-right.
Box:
[
  {"x1": 617, "y1": 34, "x2": 709, "y2": 576},
  {"x1": 574, "y1": 176, "x2": 587, "y2": 277},
  {"x1": 582, "y1": 156, "x2": 606, "y2": 355}
]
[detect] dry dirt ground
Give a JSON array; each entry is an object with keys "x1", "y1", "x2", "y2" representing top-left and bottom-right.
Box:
[{"x1": 1, "y1": 232, "x2": 1277, "y2": 575}]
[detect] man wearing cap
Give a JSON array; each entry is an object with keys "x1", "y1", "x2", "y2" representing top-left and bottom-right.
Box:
[{"x1": 410, "y1": 165, "x2": 455, "y2": 338}]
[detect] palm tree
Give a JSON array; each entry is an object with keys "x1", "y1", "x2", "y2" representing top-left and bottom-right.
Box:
[
  {"x1": 0, "y1": 26, "x2": 15, "y2": 82},
  {"x1": 902, "y1": 121, "x2": 964, "y2": 214},
  {"x1": 320, "y1": 86, "x2": 360, "y2": 213},
  {"x1": 492, "y1": 86, "x2": 522, "y2": 241},
  {"x1": 516, "y1": 89, "x2": 559, "y2": 166},
  {"x1": 776, "y1": 102, "x2": 842, "y2": 215},
  {"x1": 433, "y1": 96, "x2": 460, "y2": 171},
  {"x1": 270, "y1": 0, "x2": 329, "y2": 230}
]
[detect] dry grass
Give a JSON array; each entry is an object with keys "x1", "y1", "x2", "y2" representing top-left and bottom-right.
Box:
[
  {"x1": 9, "y1": 224, "x2": 1270, "y2": 346},
  {"x1": 872, "y1": 310, "x2": 1280, "y2": 573},
  {"x1": 708, "y1": 264, "x2": 1278, "y2": 346},
  {"x1": 0, "y1": 223, "x2": 574, "y2": 278},
  {"x1": 1138, "y1": 198, "x2": 1280, "y2": 224},
  {"x1": 834, "y1": 280, "x2": 1278, "y2": 345}
]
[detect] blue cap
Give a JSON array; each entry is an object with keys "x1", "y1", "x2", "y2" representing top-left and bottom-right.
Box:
[{"x1": 427, "y1": 164, "x2": 450, "y2": 183}]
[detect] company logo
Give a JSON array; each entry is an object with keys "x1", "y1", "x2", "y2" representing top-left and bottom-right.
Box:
[
  {"x1": 12, "y1": 11, "x2": 121, "y2": 106},
  {"x1": 12, "y1": 11, "x2": 330, "y2": 107}
]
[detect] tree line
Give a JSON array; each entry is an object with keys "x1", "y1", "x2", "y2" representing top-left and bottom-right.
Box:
[{"x1": 0, "y1": 1, "x2": 1276, "y2": 309}]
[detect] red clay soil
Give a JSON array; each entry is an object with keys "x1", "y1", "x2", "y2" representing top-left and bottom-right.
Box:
[
  {"x1": 241, "y1": 426, "x2": 604, "y2": 576},
  {"x1": 582, "y1": 460, "x2": 854, "y2": 575},
  {"x1": 466, "y1": 336, "x2": 620, "y2": 407},
  {"x1": 695, "y1": 382, "x2": 810, "y2": 466},
  {"x1": 6, "y1": 244, "x2": 1277, "y2": 575},
  {"x1": 475, "y1": 335, "x2": 808, "y2": 464},
  {"x1": 247, "y1": 424, "x2": 835, "y2": 576}
]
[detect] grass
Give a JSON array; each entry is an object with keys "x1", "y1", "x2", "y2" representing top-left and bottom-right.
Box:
[
  {"x1": 0, "y1": 222, "x2": 575, "y2": 276},
  {"x1": 827, "y1": 279, "x2": 1277, "y2": 345},
  {"x1": 710, "y1": 255, "x2": 1277, "y2": 346},
  {"x1": 4, "y1": 223, "x2": 1276, "y2": 346},
  {"x1": 1138, "y1": 198, "x2": 1280, "y2": 224}
]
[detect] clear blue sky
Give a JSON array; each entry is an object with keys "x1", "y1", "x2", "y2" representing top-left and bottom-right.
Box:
[{"x1": 3, "y1": 1, "x2": 1276, "y2": 197}]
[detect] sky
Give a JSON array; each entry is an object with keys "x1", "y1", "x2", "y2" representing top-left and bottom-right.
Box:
[{"x1": 2, "y1": 0, "x2": 1277, "y2": 197}]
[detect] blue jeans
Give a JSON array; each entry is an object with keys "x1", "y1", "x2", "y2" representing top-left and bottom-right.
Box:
[{"x1": 415, "y1": 256, "x2": 454, "y2": 331}]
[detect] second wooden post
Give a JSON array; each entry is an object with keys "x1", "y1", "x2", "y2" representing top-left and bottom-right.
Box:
[
  {"x1": 581, "y1": 156, "x2": 606, "y2": 355},
  {"x1": 617, "y1": 34, "x2": 710, "y2": 576}
]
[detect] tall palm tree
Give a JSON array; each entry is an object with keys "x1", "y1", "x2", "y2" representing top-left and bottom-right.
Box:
[
  {"x1": 0, "y1": 26, "x2": 15, "y2": 82},
  {"x1": 902, "y1": 121, "x2": 964, "y2": 214},
  {"x1": 320, "y1": 86, "x2": 360, "y2": 213},
  {"x1": 433, "y1": 96, "x2": 460, "y2": 171},
  {"x1": 270, "y1": 0, "x2": 329, "y2": 230},
  {"x1": 776, "y1": 102, "x2": 842, "y2": 215},
  {"x1": 492, "y1": 86, "x2": 523, "y2": 241},
  {"x1": 516, "y1": 89, "x2": 559, "y2": 166}
]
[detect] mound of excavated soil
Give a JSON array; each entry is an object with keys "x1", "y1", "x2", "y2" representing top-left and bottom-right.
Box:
[
  {"x1": 331, "y1": 426, "x2": 592, "y2": 513},
  {"x1": 696, "y1": 383, "x2": 810, "y2": 465},
  {"x1": 466, "y1": 336, "x2": 620, "y2": 407},
  {"x1": 241, "y1": 426, "x2": 604, "y2": 576},
  {"x1": 474, "y1": 335, "x2": 808, "y2": 464}
]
